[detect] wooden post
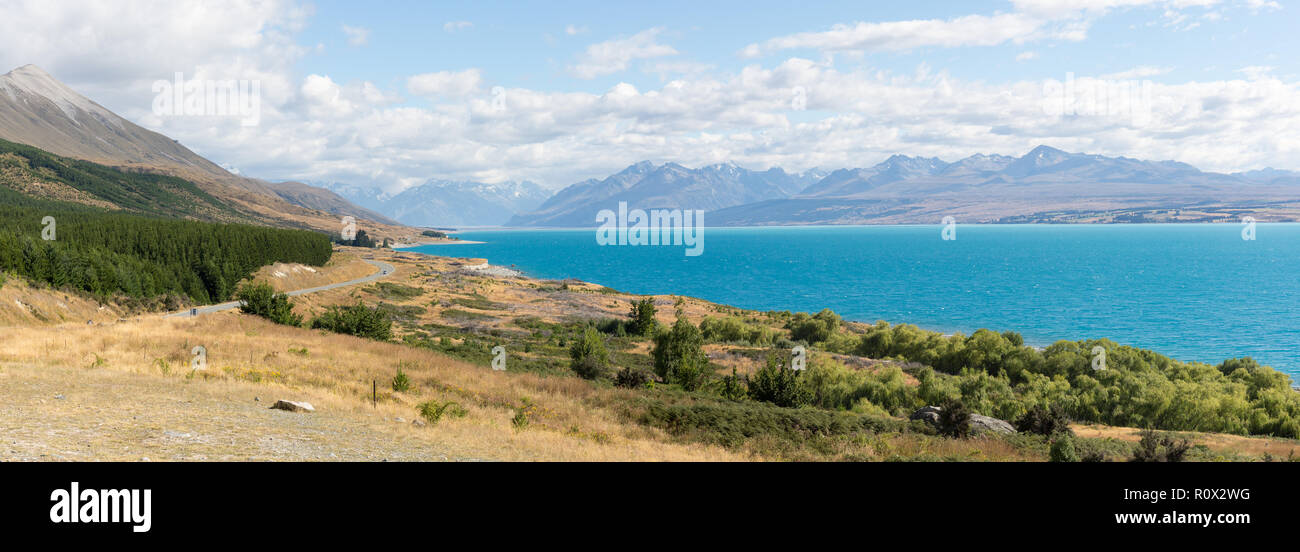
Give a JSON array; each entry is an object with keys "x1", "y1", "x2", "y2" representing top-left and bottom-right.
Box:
[{"x1": 372, "y1": 380, "x2": 377, "y2": 408}]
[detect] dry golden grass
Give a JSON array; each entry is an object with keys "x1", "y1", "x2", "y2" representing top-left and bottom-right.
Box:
[
  {"x1": 0, "y1": 312, "x2": 746, "y2": 461},
  {"x1": 1072, "y1": 423, "x2": 1299, "y2": 459}
]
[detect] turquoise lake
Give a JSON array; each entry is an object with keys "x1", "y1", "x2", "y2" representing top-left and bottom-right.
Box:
[{"x1": 402, "y1": 224, "x2": 1300, "y2": 378}]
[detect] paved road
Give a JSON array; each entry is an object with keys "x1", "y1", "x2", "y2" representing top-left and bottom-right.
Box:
[{"x1": 165, "y1": 259, "x2": 396, "y2": 318}]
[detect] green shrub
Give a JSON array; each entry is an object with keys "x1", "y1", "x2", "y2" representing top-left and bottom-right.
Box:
[
  {"x1": 1049, "y1": 435, "x2": 1080, "y2": 462},
  {"x1": 786, "y1": 309, "x2": 840, "y2": 345},
  {"x1": 718, "y1": 368, "x2": 748, "y2": 402},
  {"x1": 417, "y1": 400, "x2": 466, "y2": 424},
  {"x1": 748, "y1": 351, "x2": 811, "y2": 408},
  {"x1": 627, "y1": 297, "x2": 657, "y2": 336},
  {"x1": 1015, "y1": 404, "x2": 1073, "y2": 436},
  {"x1": 391, "y1": 367, "x2": 412, "y2": 392},
  {"x1": 1131, "y1": 430, "x2": 1191, "y2": 462},
  {"x1": 615, "y1": 366, "x2": 653, "y2": 388},
  {"x1": 310, "y1": 302, "x2": 393, "y2": 340},
  {"x1": 700, "y1": 316, "x2": 775, "y2": 346},
  {"x1": 235, "y1": 282, "x2": 302, "y2": 326},
  {"x1": 937, "y1": 398, "x2": 971, "y2": 438},
  {"x1": 651, "y1": 316, "x2": 712, "y2": 391},
  {"x1": 570, "y1": 327, "x2": 611, "y2": 380}
]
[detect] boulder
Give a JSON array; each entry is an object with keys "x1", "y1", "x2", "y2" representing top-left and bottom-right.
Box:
[
  {"x1": 909, "y1": 405, "x2": 1015, "y2": 435},
  {"x1": 970, "y1": 414, "x2": 1016, "y2": 434},
  {"x1": 270, "y1": 400, "x2": 314, "y2": 413},
  {"x1": 909, "y1": 405, "x2": 942, "y2": 425}
]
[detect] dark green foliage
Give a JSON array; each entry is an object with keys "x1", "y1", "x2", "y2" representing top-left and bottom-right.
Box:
[
  {"x1": 0, "y1": 137, "x2": 243, "y2": 220},
  {"x1": 748, "y1": 352, "x2": 811, "y2": 408},
  {"x1": 937, "y1": 398, "x2": 971, "y2": 438},
  {"x1": 851, "y1": 320, "x2": 1300, "y2": 438},
  {"x1": 0, "y1": 197, "x2": 331, "y2": 304},
  {"x1": 641, "y1": 401, "x2": 907, "y2": 448},
  {"x1": 651, "y1": 316, "x2": 711, "y2": 391},
  {"x1": 1049, "y1": 434, "x2": 1081, "y2": 462},
  {"x1": 627, "y1": 297, "x2": 657, "y2": 336},
  {"x1": 310, "y1": 302, "x2": 393, "y2": 340},
  {"x1": 235, "y1": 282, "x2": 302, "y2": 326},
  {"x1": 420, "y1": 230, "x2": 448, "y2": 238},
  {"x1": 570, "y1": 327, "x2": 611, "y2": 380},
  {"x1": 1131, "y1": 430, "x2": 1192, "y2": 462},
  {"x1": 1015, "y1": 404, "x2": 1073, "y2": 436},
  {"x1": 333, "y1": 229, "x2": 376, "y2": 248},
  {"x1": 718, "y1": 368, "x2": 748, "y2": 402},
  {"x1": 615, "y1": 366, "x2": 653, "y2": 388}
]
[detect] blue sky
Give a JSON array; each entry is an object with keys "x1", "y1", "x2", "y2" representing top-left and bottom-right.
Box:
[{"x1": 1, "y1": 0, "x2": 1297, "y2": 190}]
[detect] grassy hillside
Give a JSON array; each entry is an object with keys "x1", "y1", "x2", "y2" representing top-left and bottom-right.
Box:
[{"x1": 0, "y1": 137, "x2": 252, "y2": 222}]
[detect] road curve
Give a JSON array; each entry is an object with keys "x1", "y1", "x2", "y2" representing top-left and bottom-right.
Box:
[{"x1": 165, "y1": 258, "x2": 396, "y2": 318}]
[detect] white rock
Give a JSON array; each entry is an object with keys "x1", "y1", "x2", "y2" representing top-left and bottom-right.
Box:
[{"x1": 270, "y1": 400, "x2": 315, "y2": 413}]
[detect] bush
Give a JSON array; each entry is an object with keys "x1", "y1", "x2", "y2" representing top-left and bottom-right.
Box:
[
  {"x1": 748, "y1": 352, "x2": 811, "y2": 408},
  {"x1": 391, "y1": 367, "x2": 412, "y2": 392},
  {"x1": 1131, "y1": 430, "x2": 1191, "y2": 462},
  {"x1": 1049, "y1": 435, "x2": 1080, "y2": 462},
  {"x1": 1015, "y1": 404, "x2": 1073, "y2": 436},
  {"x1": 700, "y1": 316, "x2": 775, "y2": 346},
  {"x1": 615, "y1": 366, "x2": 653, "y2": 388},
  {"x1": 937, "y1": 398, "x2": 971, "y2": 438},
  {"x1": 651, "y1": 316, "x2": 712, "y2": 391},
  {"x1": 627, "y1": 297, "x2": 657, "y2": 336},
  {"x1": 235, "y1": 282, "x2": 302, "y2": 326},
  {"x1": 570, "y1": 327, "x2": 611, "y2": 380},
  {"x1": 310, "y1": 302, "x2": 393, "y2": 340},
  {"x1": 786, "y1": 308, "x2": 840, "y2": 345},
  {"x1": 417, "y1": 400, "x2": 466, "y2": 424},
  {"x1": 718, "y1": 368, "x2": 748, "y2": 402}
]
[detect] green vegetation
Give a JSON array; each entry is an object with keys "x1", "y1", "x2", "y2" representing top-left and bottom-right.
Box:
[
  {"x1": 1131, "y1": 429, "x2": 1192, "y2": 462},
  {"x1": 651, "y1": 315, "x2": 711, "y2": 391},
  {"x1": 700, "y1": 315, "x2": 775, "y2": 346},
  {"x1": 841, "y1": 320, "x2": 1300, "y2": 437},
  {"x1": 627, "y1": 297, "x2": 657, "y2": 336},
  {"x1": 747, "y1": 352, "x2": 811, "y2": 407},
  {"x1": 420, "y1": 230, "x2": 448, "y2": 238},
  {"x1": 391, "y1": 367, "x2": 412, "y2": 392},
  {"x1": 235, "y1": 282, "x2": 302, "y2": 326},
  {"x1": 0, "y1": 196, "x2": 331, "y2": 303},
  {"x1": 417, "y1": 399, "x2": 467, "y2": 424},
  {"x1": 569, "y1": 327, "x2": 611, "y2": 380},
  {"x1": 0, "y1": 138, "x2": 243, "y2": 220},
  {"x1": 310, "y1": 302, "x2": 393, "y2": 341}
]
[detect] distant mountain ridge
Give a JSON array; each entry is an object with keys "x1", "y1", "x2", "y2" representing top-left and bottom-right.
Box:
[
  {"x1": 507, "y1": 161, "x2": 826, "y2": 227},
  {"x1": 503, "y1": 146, "x2": 1300, "y2": 227},
  {"x1": 314, "y1": 179, "x2": 551, "y2": 227}
]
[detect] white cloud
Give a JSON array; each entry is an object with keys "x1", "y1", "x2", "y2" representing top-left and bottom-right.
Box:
[
  {"x1": 406, "y1": 69, "x2": 483, "y2": 97},
  {"x1": 743, "y1": 0, "x2": 1223, "y2": 56},
  {"x1": 569, "y1": 27, "x2": 679, "y2": 79},
  {"x1": 1, "y1": 0, "x2": 1297, "y2": 193},
  {"x1": 565, "y1": 24, "x2": 588, "y2": 36},
  {"x1": 341, "y1": 24, "x2": 370, "y2": 46},
  {"x1": 443, "y1": 21, "x2": 473, "y2": 32},
  {"x1": 1101, "y1": 65, "x2": 1173, "y2": 78},
  {"x1": 1016, "y1": 51, "x2": 1039, "y2": 62}
]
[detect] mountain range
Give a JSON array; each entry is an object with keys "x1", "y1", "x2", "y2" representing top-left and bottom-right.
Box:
[
  {"x1": 316, "y1": 179, "x2": 550, "y2": 227},
  {"x1": 504, "y1": 146, "x2": 1300, "y2": 226},
  {"x1": 3, "y1": 63, "x2": 1299, "y2": 231}
]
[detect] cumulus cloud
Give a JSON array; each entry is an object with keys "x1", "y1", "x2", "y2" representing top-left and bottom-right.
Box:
[
  {"x1": 0, "y1": 0, "x2": 1297, "y2": 194},
  {"x1": 742, "y1": 0, "x2": 1223, "y2": 56},
  {"x1": 569, "y1": 27, "x2": 679, "y2": 79}
]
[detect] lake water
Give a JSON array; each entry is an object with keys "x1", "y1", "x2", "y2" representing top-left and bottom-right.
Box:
[{"x1": 401, "y1": 224, "x2": 1300, "y2": 378}]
